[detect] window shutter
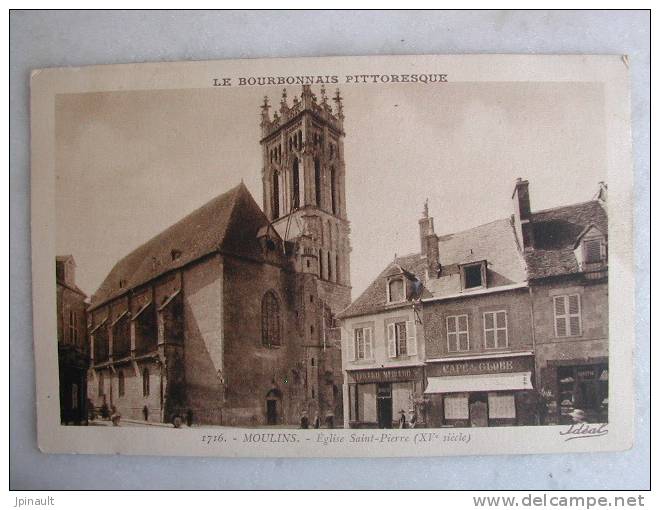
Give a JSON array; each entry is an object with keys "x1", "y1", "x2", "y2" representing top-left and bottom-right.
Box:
[
  {"x1": 584, "y1": 239, "x2": 601, "y2": 263},
  {"x1": 569, "y1": 295, "x2": 581, "y2": 336},
  {"x1": 365, "y1": 328, "x2": 373, "y2": 359},
  {"x1": 406, "y1": 321, "x2": 417, "y2": 356},
  {"x1": 554, "y1": 296, "x2": 567, "y2": 337},
  {"x1": 387, "y1": 323, "x2": 397, "y2": 358},
  {"x1": 556, "y1": 317, "x2": 567, "y2": 337},
  {"x1": 347, "y1": 331, "x2": 355, "y2": 361}
]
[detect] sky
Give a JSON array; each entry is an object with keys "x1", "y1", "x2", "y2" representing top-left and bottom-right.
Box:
[{"x1": 55, "y1": 81, "x2": 606, "y2": 300}]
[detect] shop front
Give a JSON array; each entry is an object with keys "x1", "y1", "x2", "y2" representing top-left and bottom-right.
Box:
[
  {"x1": 424, "y1": 354, "x2": 537, "y2": 427},
  {"x1": 541, "y1": 358, "x2": 608, "y2": 425},
  {"x1": 346, "y1": 365, "x2": 424, "y2": 428}
]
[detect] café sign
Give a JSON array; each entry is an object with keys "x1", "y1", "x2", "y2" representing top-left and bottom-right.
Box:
[
  {"x1": 430, "y1": 356, "x2": 533, "y2": 377},
  {"x1": 349, "y1": 366, "x2": 420, "y2": 384}
]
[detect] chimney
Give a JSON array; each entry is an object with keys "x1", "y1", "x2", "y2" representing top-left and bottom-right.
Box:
[
  {"x1": 419, "y1": 200, "x2": 440, "y2": 276},
  {"x1": 419, "y1": 199, "x2": 433, "y2": 256},
  {"x1": 512, "y1": 178, "x2": 534, "y2": 250}
]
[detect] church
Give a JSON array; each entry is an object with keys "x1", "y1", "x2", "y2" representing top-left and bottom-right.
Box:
[{"x1": 86, "y1": 85, "x2": 351, "y2": 427}]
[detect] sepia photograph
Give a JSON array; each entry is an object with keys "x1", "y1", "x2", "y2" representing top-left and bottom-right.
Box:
[{"x1": 29, "y1": 53, "x2": 634, "y2": 458}]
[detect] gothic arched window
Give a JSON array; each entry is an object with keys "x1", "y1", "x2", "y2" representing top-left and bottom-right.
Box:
[
  {"x1": 314, "y1": 158, "x2": 322, "y2": 207},
  {"x1": 142, "y1": 368, "x2": 150, "y2": 397},
  {"x1": 117, "y1": 369, "x2": 125, "y2": 397},
  {"x1": 330, "y1": 166, "x2": 338, "y2": 215},
  {"x1": 292, "y1": 158, "x2": 300, "y2": 209},
  {"x1": 272, "y1": 170, "x2": 280, "y2": 219},
  {"x1": 261, "y1": 291, "x2": 281, "y2": 347}
]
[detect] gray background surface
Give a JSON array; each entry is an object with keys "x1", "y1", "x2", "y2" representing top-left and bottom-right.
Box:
[{"x1": 10, "y1": 10, "x2": 650, "y2": 490}]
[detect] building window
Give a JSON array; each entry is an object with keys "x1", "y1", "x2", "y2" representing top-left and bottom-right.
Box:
[
  {"x1": 68, "y1": 310, "x2": 77, "y2": 345},
  {"x1": 272, "y1": 170, "x2": 280, "y2": 219},
  {"x1": 292, "y1": 158, "x2": 300, "y2": 209},
  {"x1": 327, "y1": 251, "x2": 332, "y2": 281},
  {"x1": 319, "y1": 249, "x2": 324, "y2": 279},
  {"x1": 98, "y1": 372, "x2": 104, "y2": 397},
  {"x1": 447, "y1": 315, "x2": 469, "y2": 352},
  {"x1": 118, "y1": 370, "x2": 125, "y2": 397},
  {"x1": 388, "y1": 278, "x2": 405, "y2": 303},
  {"x1": 330, "y1": 166, "x2": 337, "y2": 215},
  {"x1": 314, "y1": 158, "x2": 322, "y2": 207},
  {"x1": 335, "y1": 253, "x2": 340, "y2": 285},
  {"x1": 583, "y1": 238, "x2": 604, "y2": 263},
  {"x1": 387, "y1": 321, "x2": 416, "y2": 358},
  {"x1": 142, "y1": 368, "x2": 150, "y2": 397},
  {"x1": 353, "y1": 327, "x2": 373, "y2": 360},
  {"x1": 461, "y1": 262, "x2": 486, "y2": 290},
  {"x1": 484, "y1": 311, "x2": 508, "y2": 349},
  {"x1": 554, "y1": 294, "x2": 582, "y2": 337},
  {"x1": 261, "y1": 291, "x2": 281, "y2": 347}
]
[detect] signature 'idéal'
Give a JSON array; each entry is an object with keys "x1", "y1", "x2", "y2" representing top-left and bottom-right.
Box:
[{"x1": 559, "y1": 423, "x2": 609, "y2": 441}]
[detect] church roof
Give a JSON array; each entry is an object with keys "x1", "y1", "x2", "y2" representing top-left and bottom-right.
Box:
[
  {"x1": 90, "y1": 182, "x2": 279, "y2": 309},
  {"x1": 524, "y1": 200, "x2": 608, "y2": 279}
]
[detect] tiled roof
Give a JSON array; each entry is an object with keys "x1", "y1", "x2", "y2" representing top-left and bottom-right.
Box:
[
  {"x1": 90, "y1": 183, "x2": 277, "y2": 309},
  {"x1": 525, "y1": 200, "x2": 608, "y2": 279},
  {"x1": 337, "y1": 253, "x2": 432, "y2": 319},
  {"x1": 426, "y1": 218, "x2": 527, "y2": 296},
  {"x1": 339, "y1": 217, "x2": 527, "y2": 319}
]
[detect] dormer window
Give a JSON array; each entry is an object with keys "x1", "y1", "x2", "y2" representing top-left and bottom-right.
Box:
[
  {"x1": 583, "y1": 238, "x2": 604, "y2": 264},
  {"x1": 573, "y1": 225, "x2": 607, "y2": 271},
  {"x1": 460, "y1": 261, "x2": 487, "y2": 291},
  {"x1": 387, "y1": 277, "x2": 405, "y2": 303}
]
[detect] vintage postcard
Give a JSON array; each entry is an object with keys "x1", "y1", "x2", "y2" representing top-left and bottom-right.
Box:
[{"x1": 30, "y1": 54, "x2": 634, "y2": 457}]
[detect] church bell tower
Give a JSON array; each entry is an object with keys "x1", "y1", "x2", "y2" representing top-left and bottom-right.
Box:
[{"x1": 260, "y1": 85, "x2": 351, "y2": 313}]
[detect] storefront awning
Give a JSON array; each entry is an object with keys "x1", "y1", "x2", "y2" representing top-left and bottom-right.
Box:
[{"x1": 424, "y1": 372, "x2": 533, "y2": 394}]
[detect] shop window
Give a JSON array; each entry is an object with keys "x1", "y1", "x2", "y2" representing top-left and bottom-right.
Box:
[
  {"x1": 483, "y1": 311, "x2": 508, "y2": 349},
  {"x1": 446, "y1": 315, "x2": 469, "y2": 352},
  {"x1": 118, "y1": 369, "x2": 125, "y2": 397},
  {"x1": 444, "y1": 394, "x2": 469, "y2": 420},
  {"x1": 488, "y1": 394, "x2": 515, "y2": 419},
  {"x1": 387, "y1": 321, "x2": 417, "y2": 358},
  {"x1": 461, "y1": 261, "x2": 486, "y2": 290},
  {"x1": 387, "y1": 278, "x2": 405, "y2": 303},
  {"x1": 261, "y1": 291, "x2": 281, "y2": 347},
  {"x1": 557, "y1": 365, "x2": 609, "y2": 423},
  {"x1": 142, "y1": 368, "x2": 150, "y2": 397},
  {"x1": 353, "y1": 327, "x2": 373, "y2": 360},
  {"x1": 554, "y1": 294, "x2": 581, "y2": 337}
]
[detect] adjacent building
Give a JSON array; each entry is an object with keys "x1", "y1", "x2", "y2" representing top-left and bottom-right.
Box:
[
  {"x1": 337, "y1": 254, "x2": 427, "y2": 428},
  {"x1": 523, "y1": 181, "x2": 609, "y2": 425},
  {"x1": 339, "y1": 179, "x2": 609, "y2": 428},
  {"x1": 86, "y1": 86, "x2": 351, "y2": 426},
  {"x1": 56, "y1": 255, "x2": 89, "y2": 424}
]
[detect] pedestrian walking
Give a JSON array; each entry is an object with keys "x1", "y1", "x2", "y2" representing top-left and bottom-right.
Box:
[{"x1": 398, "y1": 409, "x2": 407, "y2": 429}]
